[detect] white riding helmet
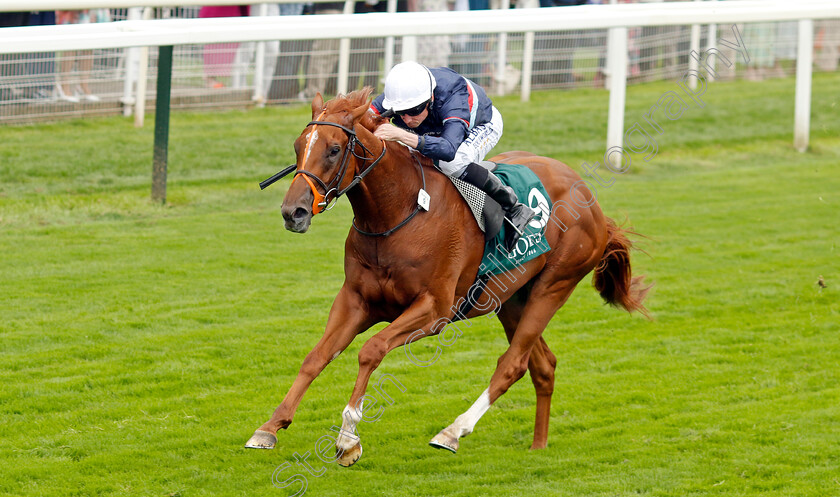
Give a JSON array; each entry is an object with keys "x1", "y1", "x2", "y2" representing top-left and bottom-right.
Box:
[{"x1": 381, "y1": 61, "x2": 437, "y2": 112}]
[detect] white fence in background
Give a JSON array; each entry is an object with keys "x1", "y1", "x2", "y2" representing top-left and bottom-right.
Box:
[{"x1": 1, "y1": 0, "x2": 839, "y2": 152}]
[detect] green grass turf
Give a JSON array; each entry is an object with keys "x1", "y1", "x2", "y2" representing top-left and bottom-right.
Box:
[{"x1": 1, "y1": 73, "x2": 838, "y2": 497}]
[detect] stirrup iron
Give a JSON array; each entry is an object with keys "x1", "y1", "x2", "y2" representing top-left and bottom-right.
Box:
[{"x1": 504, "y1": 216, "x2": 526, "y2": 236}]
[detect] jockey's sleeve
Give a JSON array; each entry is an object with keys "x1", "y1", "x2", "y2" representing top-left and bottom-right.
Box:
[
  {"x1": 369, "y1": 89, "x2": 468, "y2": 161},
  {"x1": 417, "y1": 119, "x2": 468, "y2": 162},
  {"x1": 418, "y1": 77, "x2": 472, "y2": 160},
  {"x1": 370, "y1": 94, "x2": 386, "y2": 115}
]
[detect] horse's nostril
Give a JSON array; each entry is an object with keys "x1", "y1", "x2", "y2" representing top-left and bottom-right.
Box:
[{"x1": 293, "y1": 207, "x2": 309, "y2": 221}]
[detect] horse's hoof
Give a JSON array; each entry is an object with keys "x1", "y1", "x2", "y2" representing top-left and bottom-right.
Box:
[
  {"x1": 244, "y1": 430, "x2": 277, "y2": 449},
  {"x1": 336, "y1": 443, "x2": 362, "y2": 467},
  {"x1": 429, "y1": 430, "x2": 459, "y2": 453}
]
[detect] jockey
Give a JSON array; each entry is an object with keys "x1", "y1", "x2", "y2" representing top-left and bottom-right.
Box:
[{"x1": 370, "y1": 61, "x2": 536, "y2": 251}]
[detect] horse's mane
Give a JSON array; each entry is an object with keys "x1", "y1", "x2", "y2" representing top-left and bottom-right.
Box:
[
  {"x1": 325, "y1": 87, "x2": 374, "y2": 116},
  {"x1": 378, "y1": 136, "x2": 435, "y2": 169},
  {"x1": 323, "y1": 88, "x2": 436, "y2": 169}
]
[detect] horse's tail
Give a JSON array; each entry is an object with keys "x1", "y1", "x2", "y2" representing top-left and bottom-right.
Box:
[{"x1": 592, "y1": 218, "x2": 652, "y2": 318}]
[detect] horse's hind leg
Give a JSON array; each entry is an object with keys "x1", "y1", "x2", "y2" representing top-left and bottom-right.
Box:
[
  {"x1": 497, "y1": 298, "x2": 557, "y2": 449},
  {"x1": 428, "y1": 299, "x2": 526, "y2": 453},
  {"x1": 486, "y1": 278, "x2": 575, "y2": 406},
  {"x1": 429, "y1": 295, "x2": 557, "y2": 452},
  {"x1": 527, "y1": 338, "x2": 557, "y2": 449}
]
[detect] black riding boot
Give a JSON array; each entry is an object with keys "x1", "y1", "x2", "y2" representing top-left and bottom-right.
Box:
[{"x1": 459, "y1": 162, "x2": 537, "y2": 252}]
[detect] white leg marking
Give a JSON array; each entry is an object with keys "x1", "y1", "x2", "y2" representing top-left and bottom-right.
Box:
[
  {"x1": 336, "y1": 403, "x2": 362, "y2": 451},
  {"x1": 448, "y1": 388, "x2": 492, "y2": 439}
]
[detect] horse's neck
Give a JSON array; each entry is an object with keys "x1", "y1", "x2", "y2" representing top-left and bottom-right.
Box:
[{"x1": 346, "y1": 130, "x2": 425, "y2": 234}]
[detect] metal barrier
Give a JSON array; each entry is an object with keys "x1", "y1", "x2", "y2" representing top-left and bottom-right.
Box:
[{"x1": 1, "y1": 1, "x2": 838, "y2": 151}]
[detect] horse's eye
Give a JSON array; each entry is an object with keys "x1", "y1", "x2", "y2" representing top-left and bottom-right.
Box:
[{"x1": 329, "y1": 145, "x2": 341, "y2": 157}]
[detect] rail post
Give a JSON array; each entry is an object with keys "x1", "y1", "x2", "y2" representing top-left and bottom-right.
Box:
[
  {"x1": 794, "y1": 19, "x2": 814, "y2": 152},
  {"x1": 606, "y1": 26, "x2": 627, "y2": 151},
  {"x1": 152, "y1": 45, "x2": 173, "y2": 204}
]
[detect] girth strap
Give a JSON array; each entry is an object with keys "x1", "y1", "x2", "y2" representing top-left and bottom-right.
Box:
[{"x1": 452, "y1": 274, "x2": 492, "y2": 321}]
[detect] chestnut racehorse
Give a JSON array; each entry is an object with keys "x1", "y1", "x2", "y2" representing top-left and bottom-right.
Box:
[{"x1": 246, "y1": 88, "x2": 650, "y2": 466}]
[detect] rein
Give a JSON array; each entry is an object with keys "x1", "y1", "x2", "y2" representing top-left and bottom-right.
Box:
[{"x1": 351, "y1": 149, "x2": 427, "y2": 237}]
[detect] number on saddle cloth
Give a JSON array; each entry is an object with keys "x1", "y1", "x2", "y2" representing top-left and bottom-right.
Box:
[{"x1": 447, "y1": 162, "x2": 553, "y2": 277}]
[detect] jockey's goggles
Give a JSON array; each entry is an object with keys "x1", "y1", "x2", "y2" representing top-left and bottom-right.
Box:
[{"x1": 395, "y1": 100, "x2": 430, "y2": 117}]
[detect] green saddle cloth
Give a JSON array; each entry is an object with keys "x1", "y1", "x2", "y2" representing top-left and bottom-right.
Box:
[{"x1": 478, "y1": 163, "x2": 552, "y2": 276}]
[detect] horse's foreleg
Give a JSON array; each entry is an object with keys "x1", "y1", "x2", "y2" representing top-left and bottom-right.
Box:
[
  {"x1": 335, "y1": 293, "x2": 446, "y2": 466},
  {"x1": 245, "y1": 285, "x2": 373, "y2": 449}
]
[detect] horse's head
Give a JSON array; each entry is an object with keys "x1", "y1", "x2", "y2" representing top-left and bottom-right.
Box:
[{"x1": 281, "y1": 88, "x2": 376, "y2": 233}]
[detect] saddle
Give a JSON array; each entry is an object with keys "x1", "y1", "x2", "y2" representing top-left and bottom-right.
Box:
[
  {"x1": 446, "y1": 160, "x2": 553, "y2": 319},
  {"x1": 446, "y1": 161, "x2": 552, "y2": 276},
  {"x1": 445, "y1": 161, "x2": 504, "y2": 242}
]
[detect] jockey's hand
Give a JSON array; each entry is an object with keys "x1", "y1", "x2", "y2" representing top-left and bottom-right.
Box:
[{"x1": 374, "y1": 123, "x2": 419, "y2": 149}]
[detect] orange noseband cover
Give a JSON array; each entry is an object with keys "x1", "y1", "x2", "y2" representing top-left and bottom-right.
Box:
[{"x1": 300, "y1": 173, "x2": 326, "y2": 214}]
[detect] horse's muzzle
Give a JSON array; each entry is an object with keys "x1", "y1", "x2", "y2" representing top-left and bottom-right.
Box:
[{"x1": 281, "y1": 204, "x2": 312, "y2": 233}]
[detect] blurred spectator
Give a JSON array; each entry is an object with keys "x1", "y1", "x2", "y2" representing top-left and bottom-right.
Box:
[
  {"x1": 56, "y1": 9, "x2": 111, "y2": 103},
  {"x1": 409, "y1": 0, "x2": 451, "y2": 67},
  {"x1": 714, "y1": 0, "x2": 739, "y2": 81},
  {"x1": 449, "y1": 0, "x2": 471, "y2": 77},
  {"x1": 0, "y1": 12, "x2": 29, "y2": 28},
  {"x1": 199, "y1": 5, "x2": 249, "y2": 88},
  {"x1": 268, "y1": 2, "x2": 310, "y2": 100},
  {"x1": 450, "y1": 0, "x2": 493, "y2": 87},
  {"x1": 0, "y1": 12, "x2": 31, "y2": 102},
  {"x1": 350, "y1": 0, "x2": 388, "y2": 92},
  {"x1": 772, "y1": 21, "x2": 797, "y2": 78},
  {"x1": 577, "y1": 0, "x2": 608, "y2": 88},
  {"x1": 299, "y1": 1, "x2": 344, "y2": 99},
  {"x1": 25, "y1": 11, "x2": 56, "y2": 101},
  {"x1": 815, "y1": 20, "x2": 840, "y2": 72},
  {"x1": 232, "y1": 4, "x2": 281, "y2": 98},
  {"x1": 532, "y1": 0, "x2": 587, "y2": 88},
  {"x1": 743, "y1": 22, "x2": 775, "y2": 81},
  {"x1": 636, "y1": 0, "x2": 666, "y2": 80},
  {"x1": 582, "y1": 0, "x2": 605, "y2": 87},
  {"x1": 742, "y1": 21, "x2": 794, "y2": 81}
]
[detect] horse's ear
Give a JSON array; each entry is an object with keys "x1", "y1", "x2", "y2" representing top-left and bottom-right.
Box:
[
  {"x1": 311, "y1": 93, "x2": 324, "y2": 119},
  {"x1": 350, "y1": 100, "x2": 370, "y2": 124},
  {"x1": 361, "y1": 109, "x2": 389, "y2": 131},
  {"x1": 349, "y1": 87, "x2": 374, "y2": 124}
]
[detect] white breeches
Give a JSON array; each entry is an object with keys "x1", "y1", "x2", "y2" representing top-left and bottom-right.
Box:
[{"x1": 438, "y1": 106, "x2": 504, "y2": 178}]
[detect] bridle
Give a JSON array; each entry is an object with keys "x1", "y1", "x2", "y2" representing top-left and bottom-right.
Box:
[
  {"x1": 259, "y1": 114, "x2": 427, "y2": 237},
  {"x1": 296, "y1": 119, "x2": 387, "y2": 214},
  {"x1": 259, "y1": 118, "x2": 386, "y2": 214}
]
